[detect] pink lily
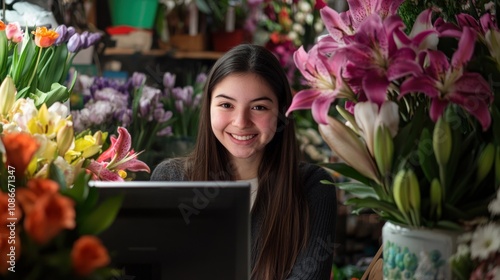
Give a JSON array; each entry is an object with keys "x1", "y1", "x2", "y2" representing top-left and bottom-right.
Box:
[
  {"x1": 400, "y1": 27, "x2": 494, "y2": 131},
  {"x1": 286, "y1": 45, "x2": 346, "y2": 124},
  {"x1": 86, "y1": 127, "x2": 150, "y2": 181},
  {"x1": 338, "y1": 14, "x2": 422, "y2": 106},
  {"x1": 437, "y1": 12, "x2": 498, "y2": 41},
  {"x1": 317, "y1": 0, "x2": 404, "y2": 53},
  {"x1": 392, "y1": 9, "x2": 439, "y2": 51}
]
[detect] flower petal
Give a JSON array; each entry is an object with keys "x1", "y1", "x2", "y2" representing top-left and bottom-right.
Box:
[
  {"x1": 114, "y1": 157, "x2": 151, "y2": 172},
  {"x1": 319, "y1": 116, "x2": 380, "y2": 183},
  {"x1": 451, "y1": 27, "x2": 476, "y2": 68},
  {"x1": 286, "y1": 89, "x2": 321, "y2": 116},
  {"x1": 311, "y1": 94, "x2": 336, "y2": 124},
  {"x1": 400, "y1": 76, "x2": 439, "y2": 98},
  {"x1": 86, "y1": 161, "x2": 124, "y2": 181},
  {"x1": 354, "y1": 101, "x2": 378, "y2": 156},
  {"x1": 429, "y1": 98, "x2": 448, "y2": 122},
  {"x1": 362, "y1": 69, "x2": 390, "y2": 106}
]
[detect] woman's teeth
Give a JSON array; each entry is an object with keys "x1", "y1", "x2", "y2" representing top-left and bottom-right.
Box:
[{"x1": 231, "y1": 134, "x2": 256, "y2": 141}]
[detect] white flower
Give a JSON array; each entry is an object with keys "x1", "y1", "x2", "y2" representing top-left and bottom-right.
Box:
[
  {"x1": 488, "y1": 189, "x2": 500, "y2": 215},
  {"x1": 470, "y1": 223, "x2": 500, "y2": 260},
  {"x1": 298, "y1": 2, "x2": 311, "y2": 13},
  {"x1": 455, "y1": 244, "x2": 470, "y2": 257}
]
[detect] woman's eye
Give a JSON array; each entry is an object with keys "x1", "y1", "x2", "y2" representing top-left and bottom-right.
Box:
[
  {"x1": 253, "y1": 105, "x2": 267, "y2": 110},
  {"x1": 220, "y1": 103, "x2": 232, "y2": 108}
]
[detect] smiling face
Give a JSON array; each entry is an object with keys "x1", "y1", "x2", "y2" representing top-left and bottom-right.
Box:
[{"x1": 210, "y1": 73, "x2": 279, "y2": 165}]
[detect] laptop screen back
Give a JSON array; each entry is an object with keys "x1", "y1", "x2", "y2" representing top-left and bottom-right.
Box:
[{"x1": 88, "y1": 181, "x2": 250, "y2": 280}]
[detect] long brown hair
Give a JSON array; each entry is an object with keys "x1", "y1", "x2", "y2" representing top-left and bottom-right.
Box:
[{"x1": 185, "y1": 44, "x2": 309, "y2": 279}]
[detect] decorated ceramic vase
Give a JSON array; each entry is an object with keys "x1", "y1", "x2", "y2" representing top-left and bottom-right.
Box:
[{"x1": 382, "y1": 222, "x2": 460, "y2": 280}]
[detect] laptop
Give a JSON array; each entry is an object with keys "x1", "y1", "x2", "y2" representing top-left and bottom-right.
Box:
[{"x1": 88, "y1": 181, "x2": 251, "y2": 280}]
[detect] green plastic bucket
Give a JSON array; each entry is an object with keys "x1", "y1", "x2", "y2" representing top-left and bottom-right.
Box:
[{"x1": 108, "y1": 0, "x2": 158, "y2": 29}]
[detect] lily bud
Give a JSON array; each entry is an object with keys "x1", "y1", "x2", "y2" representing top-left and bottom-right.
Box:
[
  {"x1": 407, "y1": 169, "x2": 420, "y2": 213},
  {"x1": 56, "y1": 122, "x2": 74, "y2": 156},
  {"x1": 319, "y1": 116, "x2": 380, "y2": 184},
  {"x1": 393, "y1": 170, "x2": 410, "y2": 215},
  {"x1": 0, "y1": 75, "x2": 16, "y2": 116},
  {"x1": 430, "y1": 178, "x2": 442, "y2": 220},
  {"x1": 335, "y1": 105, "x2": 360, "y2": 134},
  {"x1": 477, "y1": 143, "x2": 495, "y2": 183},
  {"x1": 374, "y1": 124, "x2": 394, "y2": 177},
  {"x1": 433, "y1": 117, "x2": 452, "y2": 167}
]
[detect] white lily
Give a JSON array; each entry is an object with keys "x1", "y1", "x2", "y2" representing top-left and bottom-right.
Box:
[{"x1": 319, "y1": 116, "x2": 380, "y2": 184}]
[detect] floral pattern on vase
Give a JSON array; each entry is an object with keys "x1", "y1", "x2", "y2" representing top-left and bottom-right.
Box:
[{"x1": 382, "y1": 222, "x2": 460, "y2": 280}]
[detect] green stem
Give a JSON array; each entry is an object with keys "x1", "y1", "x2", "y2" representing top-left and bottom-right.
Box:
[
  {"x1": 439, "y1": 164, "x2": 446, "y2": 198},
  {"x1": 27, "y1": 47, "x2": 42, "y2": 90}
]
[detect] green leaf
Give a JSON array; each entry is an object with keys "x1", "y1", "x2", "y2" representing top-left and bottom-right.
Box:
[
  {"x1": 336, "y1": 182, "x2": 378, "y2": 199},
  {"x1": 417, "y1": 128, "x2": 438, "y2": 182},
  {"x1": 492, "y1": 106, "x2": 500, "y2": 146},
  {"x1": 195, "y1": 0, "x2": 212, "y2": 14},
  {"x1": 78, "y1": 194, "x2": 124, "y2": 235},
  {"x1": 61, "y1": 171, "x2": 90, "y2": 204},
  {"x1": 344, "y1": 197, "x2": 403, "y2": 221},
  {"x1": 32, "y1": 83, "x2": 69, "y2": 108},
  {"x1": 0, "y1": 32, "x2": 8, "y2": 80},
  {"x1": 48, "y1": 162, "x2": 67, "y2": 190},
  {"x1": 435, "y1": 220, "x2": 463, "y2": 231},
  {"x1": 320, "y1": 162, "x2": 372, "y2": 185}
]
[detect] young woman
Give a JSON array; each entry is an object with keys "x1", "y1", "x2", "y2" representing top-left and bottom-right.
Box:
[{"x1": 151, "y1": 44, "x2": 337, "y2": 280}]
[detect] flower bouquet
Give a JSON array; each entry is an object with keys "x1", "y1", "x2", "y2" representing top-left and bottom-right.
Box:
[
  {"x1": 161, "y1": 70, "x2": 206, "y2": 139},
  {"x1": 287, "y1": 0, "x2": 500, "y2": 231},
  {"x1": 0, "y1": 21, "x2": 101, "y2": 107},
  {"x1": 0, "y1": 132, "x2": 122, "y2": 279},
  {"x1": 71, "y1": 72, "x2": 174, "y2": 153},
  {"x1": 0, "y1": 21, "x2": 150, "y2": 279}
]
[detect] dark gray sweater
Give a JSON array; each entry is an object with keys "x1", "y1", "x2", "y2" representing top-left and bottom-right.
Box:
[{"x1": 151, "y1": 159, "x2": 337, "y2": 280}]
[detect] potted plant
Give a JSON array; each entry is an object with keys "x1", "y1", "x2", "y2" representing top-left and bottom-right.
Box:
[
  {"x1": 195, "y1": 0, "x2": 248, "y2": 51},
  {"x1": 286, "y1": 0, "x2": 500, "y2": 279}
]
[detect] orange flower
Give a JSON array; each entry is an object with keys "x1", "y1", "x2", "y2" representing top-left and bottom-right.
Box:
[
  {"x1": 0, "y1": 20, "x2": 5, "y2": 31},
  {"x1": 32, "y1": 26, "x2": 59, "y2": 48},
  {"x1": 71, "y1": 236, "x2": 110, "y2": 276},
  {"x1": 1, "y1": 133, "x2": 39, "y2": 177},
  {"x1": 23, "y1": 191, "x2": 75, "y2": 244},
  {"x1": 16, "y1": 178, "x2": 59, "y2": 214}
]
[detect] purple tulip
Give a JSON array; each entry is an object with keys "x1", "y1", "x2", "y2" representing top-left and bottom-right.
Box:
[
  {"x1": 175, "y1": 100, "x2": 184, "y2": 114},
  {"x1": 131, "y1": 72, "x2": 146, "y2": 88},
  {"x1": 67, "y1": 33, "x2": 82, "y2": 53},
  {"x1": 85, "y1": 33, "x2": 102, "y2": 48},
  {"x1": 195, "y1": 73, "x2": 207, "y2": 84},
  {"x1": 54, "y1": 25, "x2": 68, "y2": 45},
  {"x1": 163, "y1": 72, "x2": 176, "y2": 89}
]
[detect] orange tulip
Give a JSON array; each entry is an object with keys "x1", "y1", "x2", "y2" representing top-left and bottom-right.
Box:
[
  {"x1": 23, "y1": 192, "x2": 75, "y2": 244},
  {"x1": 32, "y1": 26, "x2": 59, "y2": 48},
  {"x1": 0, "y1": 20, "x2": 5, "y2": 31},
  {"x1": 1, "y1": 133, "x2": 39, "y2": 177},
  {"x1": 71, "y1": 236, "x2": 110, "y2": 276}
]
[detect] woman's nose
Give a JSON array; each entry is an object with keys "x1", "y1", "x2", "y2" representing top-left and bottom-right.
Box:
[{"x1": 232, "y1": 109, "x2": 251, "y2": 128}]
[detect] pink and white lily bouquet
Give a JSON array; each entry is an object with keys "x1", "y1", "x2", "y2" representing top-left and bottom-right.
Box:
[{"x1": 287, "y1": 0, "x2": 500, "y2": 232}]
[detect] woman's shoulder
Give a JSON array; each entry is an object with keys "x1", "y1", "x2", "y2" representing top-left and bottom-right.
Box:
[
  {"x1": 150, "y1": 158, "x2": 187, "y2": 181},
  {"x1": 299, "y1": 162, "x2": 336, "y2": 198}
]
